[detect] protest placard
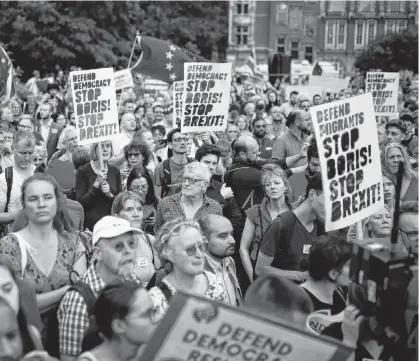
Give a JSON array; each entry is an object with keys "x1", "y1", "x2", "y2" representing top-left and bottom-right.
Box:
[
  {"x1": 141, "y1": 292, "x2": 353, "y2": 361},
  {"x1": 365, "y1": 72, "x2": 399, "y2": 116},
  {"x1": 173, "y1": 81, "x2": 183, "y2": 128},
  {"x1": 181, "y1": 62, "x2": 232, "y2": 133},
  {"x1": 70, "y1": 67, "x2": 120, "y2": 146},
  {"x1": 114, "y1": 69, "x2": 134, "y2": 91},
  {"x1": 310, "y1": 93, "x2": 384, "y2": 232}
]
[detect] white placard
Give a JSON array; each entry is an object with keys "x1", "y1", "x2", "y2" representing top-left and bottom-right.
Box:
[
  {"x1": 365, "y1": 72, "x2": 399, "y2": 116},
  {"x1": 70, "y1": 68, "x2": 120, "y2": 146},
  {"x1": 181, "y1": 62, "x2": 232, "y2": 133},
  {"x1": 310, "y1": 93, "x2": 384, "y2": 232},
  {"x1": 114, "y1": 69, "x2": 134, "y2": 91}
]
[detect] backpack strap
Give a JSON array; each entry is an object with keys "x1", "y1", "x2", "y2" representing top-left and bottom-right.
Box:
[
  {"x1": 161, "y1": 159, "x2": 171, "y2": 198},
  {"x1": 4, "y1": 166, "x2": 13, "y2": 213},
  {"x1": 159, "y1": 281, "x2": 173, "y2": 302},
  {"x1": 70, "y1": 282, "x2": 96, "y2": 314}
]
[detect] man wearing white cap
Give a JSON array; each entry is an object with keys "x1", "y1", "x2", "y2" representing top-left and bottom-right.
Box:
[{"x1": 58, "y1": 216, "x2": 142, "y2": 361}]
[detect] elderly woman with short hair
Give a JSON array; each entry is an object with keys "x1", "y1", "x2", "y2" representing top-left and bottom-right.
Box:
[
  {"x1": 154, "y1": 161, "x2": 222, "y2": 233},
  {"x1": 76, "y1": 141, "x2": 122, "y2": 230},
  {"x1": 149, "y1": 218, "x2": 228, "y2": 322}
]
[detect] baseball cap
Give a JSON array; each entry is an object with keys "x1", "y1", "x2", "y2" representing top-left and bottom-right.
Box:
[{"x1": 92, "y1": 216, "x2": 142, "y2": 246}]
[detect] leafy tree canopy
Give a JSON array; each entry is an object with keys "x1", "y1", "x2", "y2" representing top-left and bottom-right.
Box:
[
  {"x1": 355, "y1": 31, "x2": 418, "y2": 74},
  {"x1": 0, "y1": 1, "x2": 228, "y2": 79}
]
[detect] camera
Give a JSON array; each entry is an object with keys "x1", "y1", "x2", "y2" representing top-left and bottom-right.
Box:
[{"x1": 349, "y1": 238, "x2": 415, "y2": 333}]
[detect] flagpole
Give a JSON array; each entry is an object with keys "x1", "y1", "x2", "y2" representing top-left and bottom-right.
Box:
[{"x1": 117, "y1": 32, "x2": 140, "y2": 114}]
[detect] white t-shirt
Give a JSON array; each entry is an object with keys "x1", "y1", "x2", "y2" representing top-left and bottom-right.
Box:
[
  {"x1": 112, "y1": 132, "x2": 132, "y2": 155},
  {"x1": 0, "y1": 165, "x2": 35, "y2": 212}
]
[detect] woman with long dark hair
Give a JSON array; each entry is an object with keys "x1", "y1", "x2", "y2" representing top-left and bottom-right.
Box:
[
  {"x1": 240, "y1": 164, "x2": 292, "y2": 282},
  {"x1": 0, "y1": 173, "x2": 87, "y2": 356},
  {"x1": 265, "y1": 90, "x2": 280, "y2": 113},
  {"x1": 126, "y1": 168, "x2": 158, "y2": 235},
  {"x1": 77, "y1": 283, "x2": 157, "y2": 361}
]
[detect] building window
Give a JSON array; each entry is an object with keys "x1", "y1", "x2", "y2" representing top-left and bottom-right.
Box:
[
  {"x1": 305, "y1": 46, "x2": 313, "y2": 63},
  {"x1": 277, "y1": 37, "x2": 285, "y2": 54},
  {"x1": 338, "y1": 24, "x2": 345, "y2": 44},
  {"x1": 236, "y1": 26, "x2": 249, "y2": 45},
  {"x1": 328, "y1": 1, "x2": 346, "y2": 12},
  {"x1": 305, "y1": 15, "x2": 316, "y2": 36},
  {"x1": 387, "y1": 1, "x2": 405, "y2": 13},
  {"x1": 357, "y1": 1, "x2": 376, "y2": 13},
  {"x1": 367, "y1": 21, "x2": 376, "y2": 43},
  {"x1": 236, "y1": 2, "x2": 250, "y2": 15},
  {"x1": 356, "y1": 22, "x2": 364, "y2": 45},
  {"x1": 386, "y1": 20, "x2": 408, "y2": 34},
  {"x1": 325, "y1": 21, "x2": 335, "y2": 48},
  {"x1": 289, "y1": 7, "x2": 303, "y2": 30},
  {"x1": 291, "y1": 41, "x2": 299, "y2": 59},
  {"x1": 276, "y1": 3, "x2": 288, "y2": 26}
]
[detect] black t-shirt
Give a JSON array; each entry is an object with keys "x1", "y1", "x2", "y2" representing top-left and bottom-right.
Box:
[
  {"x1": 259, "y1": 211, "x2": 325, "y2": 271},
  {"x1": 302, "y1": 288, "x2": 333, "y2": 311}
]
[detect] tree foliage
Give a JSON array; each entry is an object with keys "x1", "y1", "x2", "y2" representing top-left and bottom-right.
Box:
[
  {"x1": 0, "y1": 1, "x2": 228, "y2": 79},
  {"x1": 355, "y1": 31, "x2": 418, "y2": 73}
]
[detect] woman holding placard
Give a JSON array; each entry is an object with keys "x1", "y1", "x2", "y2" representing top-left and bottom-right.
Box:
[{"x1": 76, "y1": 141, "x2": 122, "y2": 231}]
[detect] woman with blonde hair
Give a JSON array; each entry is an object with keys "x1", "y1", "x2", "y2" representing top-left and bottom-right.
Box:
[
  {"x1": 32, "y1": 146, "x2": 48, "y2": 171},
  {"x1": 149, "y1": 218, "x2": 228, "y2": 322},
  {"x1": 0, "y1": 173, "x2": 86, "y2": 357},
  {"x1": 235, "y1": 115, "x2": 252, "y2": 137},
  {"x1": 76, "y1": 141, "x2": 122, "y2": 230},
  {"x1": 381, "y1": 143, "x2": 418, "y2": 202},
  {"x1": 240, "y1": 164, "x2": 292, "y2": 282}
]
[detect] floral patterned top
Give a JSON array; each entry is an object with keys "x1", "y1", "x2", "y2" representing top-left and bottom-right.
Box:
[
  {"x1": 0, "y1": 231, "x2": 84, "y2": 338},
  {"x1": 148, "y1": 271, "x2": 228, "y2": 323}
]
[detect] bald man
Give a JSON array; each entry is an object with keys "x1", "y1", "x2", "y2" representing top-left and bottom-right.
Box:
[{"x1": 199, "y1": 214, "x2": 243, "y2": 306}]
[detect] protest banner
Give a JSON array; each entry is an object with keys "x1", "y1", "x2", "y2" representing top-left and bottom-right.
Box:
[
  {"x1": 310, "y1": 93, "x2": 384, "y2": 232},
  {"x1": 365, "y1": 72, "x2": 399, "y2": 116},
  {"x1": 141, "y1": 292, "x2": 353, "y2": 361},
  {"x1": 173, "y1": 80, "x2": 183, "y2": 128},
  {"x1": 181, "y1": 62, "x2": 232, "y2": 133},
  {"x1": 70, "y1": 67, "x2": 119, "y2": 146},
  {"x1": 114, "y1": 69, "x2": 134, "y2": 91}
]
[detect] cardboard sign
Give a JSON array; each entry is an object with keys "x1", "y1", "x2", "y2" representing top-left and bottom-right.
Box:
[
  {"x1": 310, "y1": 93, "x2": 384, "y2": 232},
  {"x1": 365, "y1": 72, "x2": 399, "y2": 116},
  {"x1": 70, "y1": 68, "x2": 120, "y2": 146},
  {"x1": 173, "y1": 81, "x2": 183, "y2": 128},
  {"x1": 114, "y1": 69, "x2": 134, "y2": 91},
  {"x1": 181, "y1": 63, "x2": 232, "y2": 133},
  {"x1": 141, "y1": 292, "x2": 353, "y2": 361}
]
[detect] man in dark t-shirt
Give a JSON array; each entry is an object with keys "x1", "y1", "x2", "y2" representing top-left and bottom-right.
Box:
[{"x1": 255, "y1": 173, "x2": 325, "y2": 283}]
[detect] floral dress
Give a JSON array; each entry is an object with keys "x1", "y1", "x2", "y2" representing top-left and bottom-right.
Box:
[
  {"x1": 0, "y1": 232, "x2": 84, "y2": 339},
  {"x1": 148, "y1": 271, "x2": 228, "y2": 323}
]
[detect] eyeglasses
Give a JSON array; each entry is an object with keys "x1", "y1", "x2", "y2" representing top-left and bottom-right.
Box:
[
  {"x1": 399, "y1": 229, "x2": 418, "y2": 241},
  {"x1": 128, "y1": 152, "x2": 141, "y2": 158},
  {"x1": 183, "y1": 241, "x2": 208, "y2": 256},
  {"x1": 18, "y1": 125, "x2": 32, "y2": 131},
  {"x1": 182, "y1": 176, "x2": 205, "y2": 185},
  {"x1": 172, "y1": 137, "x2": 189, "y2": 143},
  {"x1": 131, "y1": 184, "x2": 148, "y2": 191},
  {"x1": 113, "y1": 238, "x2": 138, "y2": 253}
]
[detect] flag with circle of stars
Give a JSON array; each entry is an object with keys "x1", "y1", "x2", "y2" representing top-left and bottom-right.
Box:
[
  {"x1": 133, "y1": 35, "x2": 208, "y2": 84},
  {"x1": 0, "y1": 44, "x2": 14, "y2": 100}
]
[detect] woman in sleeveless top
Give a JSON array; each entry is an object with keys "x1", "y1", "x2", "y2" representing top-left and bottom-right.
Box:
[
  {"x1": 148, "y1": 218, "x2": 228, "y2": 323},
  {"x1": 77, "y1": 283, "x2": 157, "y2": 361},
  {"x1": 0, "y1": 173, "x2": 87, "y2": 356}
]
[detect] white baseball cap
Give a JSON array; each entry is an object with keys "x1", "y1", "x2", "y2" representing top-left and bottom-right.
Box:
[{"x1": 92, "y1": 216, "x2": 142, "y2": 246}]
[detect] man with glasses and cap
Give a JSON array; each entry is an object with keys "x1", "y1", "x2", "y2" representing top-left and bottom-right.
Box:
[
  {"x1": 154, "y1": 161, "x2": 222, "y2": 233},
  {"x1": 58, "y1": 216, "x2": 142, "y2": 361}
]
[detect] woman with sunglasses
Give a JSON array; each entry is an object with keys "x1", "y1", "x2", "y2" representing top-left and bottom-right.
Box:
[
  {"x1": 120, "y1": 142, "x2": 151, "y2": 191},
  {"x1": 77, "y1": 283, "x2": 157, "y2": 361},
  {"x1": 126, "y1": 168, "x2": 159, "y2": 235},
  {"x1": 381, "y1": 143, "x2": 418, "y2": 202},
  {"x1": 149, "y1": 218, "x2": 228, "y2": 323},
  {"x1": 0, "y1": 174, "x2": 87, "y2": 357}
]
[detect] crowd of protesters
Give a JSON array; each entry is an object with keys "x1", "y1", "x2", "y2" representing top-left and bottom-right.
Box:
[{"x1": 0, "y1": 64, "x2": 416, "y2": 361}]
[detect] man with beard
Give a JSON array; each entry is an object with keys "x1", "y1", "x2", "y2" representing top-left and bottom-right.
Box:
[
  {"x1": 199, "y1": 214, "x2": 243, "y2": 306},
  {"x1": 36, "y1": 103, "x2": 63, "y2": 160},
  {"x1": 270, "y1": 105, "x2": 287, "y2": 142},
  {"x1": 58, "y1": 216, "x2": 141, "y2": 361},
  {"x1": 279, "y1": 90, "x2": 298, "y2": 118},
  {"x1": 252, "y1": 118, "x2": 273, "y2": 160},
  {"x1": 272, "y1": 110, "x2": 310, "y2": 168}
]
